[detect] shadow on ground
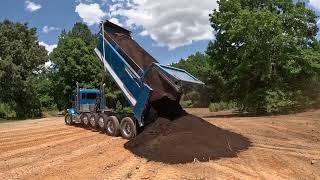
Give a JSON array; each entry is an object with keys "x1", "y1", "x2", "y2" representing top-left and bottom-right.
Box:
[{"x1": 124, "y1": 114, "x2": 251, "y2": 164}]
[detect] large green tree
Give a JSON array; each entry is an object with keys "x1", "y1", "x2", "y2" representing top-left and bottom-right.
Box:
[
  {"x1": 32, "y1": 67, "x2": 57, "y2": 111},
  {"x1": 49, "y1": 23, "x2": 103, "y2": 110},
  {"x1": 50, "y1": 22, "x2": 129, "y2": 111},
  {"x1": 171, "y1": 52, "x2": 224, "y2": 106},
  {"x1": 0, "y1": 20, "x2": 47, "y2": 118},
  {"x1": 208, "y1": 0, "x2": 320, "y2": 113}
]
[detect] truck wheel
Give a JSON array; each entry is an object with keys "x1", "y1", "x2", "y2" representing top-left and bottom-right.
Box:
[
  {"x1": 80, "y1": 113, "x2": 90, "y2": 127},
  {"x1": 65, "y1": 114, "x2": 73, "y2": 125},
  {"x1": 120, "y1": 117, "x2": 137, "y2": 140},
  {"x1": 89, "y1": 113, "x2": 98, "y2": 129},
  {"x1": 97, "y1": 114, "x2": 107, "y2": 131},
  {"x1": 105, "y1": 116, "x2": 120, "y2": 137},
  {"x1": 97, "y1": 114, "x2": 109, "y2": 132}
]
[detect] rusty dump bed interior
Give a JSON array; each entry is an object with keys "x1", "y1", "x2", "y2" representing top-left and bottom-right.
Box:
[
  {"x1": 106, "y1": 32, "x2": 157, "y2": 71},
  {"x1": 103, "y1": 21, "x2": 183, "y2": 118}
]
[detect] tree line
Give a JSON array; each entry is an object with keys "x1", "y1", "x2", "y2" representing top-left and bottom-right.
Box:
[
  {"x1": 0, "y1": 0, "x2": 320, "y2": 119},
  {"x1": 173, "y1": 0, "x2": 320, "y2": 113},
  {"x1": 0, "y1": 21, "x2": 128, "y2": 119}
]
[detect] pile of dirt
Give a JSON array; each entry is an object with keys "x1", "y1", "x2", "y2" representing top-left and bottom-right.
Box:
[
  {"x1": 125, "y1": 114, "x2": 251, "y2": 164},
  {"x1": 150, "y1": 96, "x2": 183, "y2": 120}
]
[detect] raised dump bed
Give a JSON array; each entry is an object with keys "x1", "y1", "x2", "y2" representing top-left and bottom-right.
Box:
[{"x1": 99, "y1": 21, "x2": 203, "y2": 120}]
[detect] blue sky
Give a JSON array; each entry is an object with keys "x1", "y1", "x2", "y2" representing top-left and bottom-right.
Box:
[{"x1": 0, "y1": 0, "x2": 319, "y2": 65}]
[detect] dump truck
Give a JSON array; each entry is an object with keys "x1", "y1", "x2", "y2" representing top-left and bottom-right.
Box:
[{"x1": 65, "y1": 20, "x2": 203, "y2": 139}]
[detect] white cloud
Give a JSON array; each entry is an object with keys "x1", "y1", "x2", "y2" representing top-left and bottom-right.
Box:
[
  {"x1": 140, "y1": 30, "x2": 148, "y2": 36},
  {"x1": 110, "y1": 0, "x2": 217, "y2": 49},
  {"x1": 25, "y1": 1, "x2": 42, "y2": 12},
  {"x1": 75, "y1": 3, "x2": 107, "y2": 26},
  {"x1": 109, "y1": 17, "x2": 123, "y2": 26},
  {"x1": 39, "y1": 41, "x2": 57, "y2": 54},
  {"x1": 309, "y1": 0, "x2": 320, "y2": 10},
  {"x1": 42, "y1": 26, "x2": 60, "y2": 34}
]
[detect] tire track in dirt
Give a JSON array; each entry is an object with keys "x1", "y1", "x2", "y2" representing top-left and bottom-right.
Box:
[
  {"x1": 0, "y1": 119, "x2": 63, "y2": 131},
  {"x1": 249, "y1": 134, "x2": 316, "y2": 148},
  {"x1": 0, "y1": 129, "x2": 96, "y2": 160},
  {"x1": 0, "y1": 126, "x2": 80, "y2": 145},
  {"x1": 103, "y1": 156, "x2": 142, "y2": 179},
  {"x1": 127, "y1": 161, "x2": 159, "y2": 180},
  {"x1": 0, "y1": 124, "x2": 61, "y2": 133},
  {"x1": 0, "y1": 135, "x2": 104, "y2": 173},
  {"x1": 254, "y1": 143, "x2": 320, "y2": 154},
  {"x1": 246, "y1": 152, "x2": 287, "y2": 179},
  {"x1": 0, "y1": 139, "x2": 114, "y2": 179},
  {"x1": 21, "y1": 138, "x2": 130, "y2": 179},
  {"x1": 203, "y1": 160, "x2": 258, "y2": 179},
  {"x1": 262, "y1": 124, "x2": 318, "y2": 142},
  {"x1": 253, "y1": 145, "x2": 320, "y2": 159},
  {"x1": 0, "y1": 131, "x2": 110, "y2": 176},
  {"x1": 0, "y1": 129, "x2": 86, "y2": 151},
  {"x1": 0, "y1": 120, "x2": 66, "y2": 138},
  {"x1": 0, "y1": 126, "x2": 71, "y2": 140},
  {"x1": 62, "y1": 139, "x2": 132, "y2": 179},
  {"x1": 193, "y1": 164, "x2": 245, "y2": 179},
  {"x1": 129, "y1": 162, "x2": 180, "y2": 180},
  {"x1": 243, "y1": 149, "x2": 318, "y2": 179}
]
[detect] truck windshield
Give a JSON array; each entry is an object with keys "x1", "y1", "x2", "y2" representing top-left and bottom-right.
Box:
[{"x1": 87, "y1": 93, "x2": 97, "y2": 99}]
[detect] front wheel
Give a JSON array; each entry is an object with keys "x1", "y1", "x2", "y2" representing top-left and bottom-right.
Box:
[
  {"x1": 80, "y1": 113, "x2": 90, "y2": 127},
  {"x1": 65, "y1": 114, "x2": 73, "y2": 125},
  {"x1": 120, "y1": 117, "x2": 137, "y2": 140}
]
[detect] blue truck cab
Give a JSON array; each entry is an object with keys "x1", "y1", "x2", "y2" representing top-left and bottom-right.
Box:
[
  {"x1": 79, "y1": 89, "x2": 100, "y2": 112},
  {"x1": 67, "y1": 89, "x2": 101, "y2": 115}
]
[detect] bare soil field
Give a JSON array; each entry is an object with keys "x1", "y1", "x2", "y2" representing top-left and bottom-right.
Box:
[{"x1": 0, "y1": 108, "x2": 319, "y2": 180}]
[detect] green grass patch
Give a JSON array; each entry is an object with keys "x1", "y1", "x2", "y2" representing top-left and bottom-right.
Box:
[{"x1": 209, "y1": 102, "x2": 237, "y2": 112}]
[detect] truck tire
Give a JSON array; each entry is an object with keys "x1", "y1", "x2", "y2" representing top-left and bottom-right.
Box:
[
  {"x1": 97, "y1": 114, "x2": 107, "y2": 131},
  {"x1": 89, "y1": 113, "x2": 98, "y2": 129},
  {"x1": 65, "y1": 114, "x2": 73, "y2": 125},
  {"x1": 105, "y1": 116, "x2": 120, "y2": 137},
  {"x1": 80, "y1": 113, "x2": 90, "y2": 128},
  {"x1": 120, "y1": 117, "x2": 137, "y2": 139}
]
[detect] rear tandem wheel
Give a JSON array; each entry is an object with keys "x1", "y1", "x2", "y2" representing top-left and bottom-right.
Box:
[
  {"x1": 120, "y1": 117, "x2": 137, "y2": 140},
  {"x1": 105, "y1": 116, "x2": 120, "y2": 137},
  {"x1": 97, "y1": 114, "x2": 107, "y2": 131},
  {"x1": 89, "y1": 113, "x2": 99, "y2": 129}
]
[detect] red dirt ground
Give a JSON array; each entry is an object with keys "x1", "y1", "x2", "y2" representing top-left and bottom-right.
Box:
[{"x1": 0, "y1": 108, "x2": 319, "y2": 179}]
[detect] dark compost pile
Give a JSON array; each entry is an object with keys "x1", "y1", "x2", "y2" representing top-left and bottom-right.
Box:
[{"x1": 124, "y1": 114, "x2": 251, "y2": 164}]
